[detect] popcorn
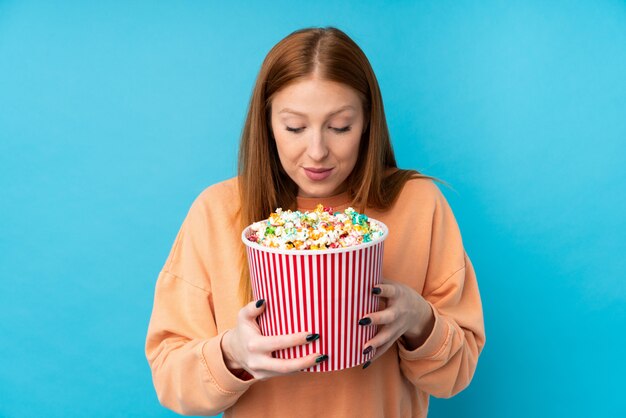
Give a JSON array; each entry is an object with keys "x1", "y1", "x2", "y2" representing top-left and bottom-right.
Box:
[{"x1": 247, "y1": 204, "x2": 384, "y2": 250}]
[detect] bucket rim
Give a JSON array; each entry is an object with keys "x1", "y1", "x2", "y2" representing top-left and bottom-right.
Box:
[{"x1": 241, "y1": 218, "x2": 388, "y2": 255}]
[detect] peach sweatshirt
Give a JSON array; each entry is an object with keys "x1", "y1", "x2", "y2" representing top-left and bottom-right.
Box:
[{"x1": 145, "y1": 177, "x2": 485, "y2": 418}]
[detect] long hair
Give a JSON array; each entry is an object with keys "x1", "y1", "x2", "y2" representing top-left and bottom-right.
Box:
[{"x1": 237, "y1": 26, "x2": 447, "y2": 305}]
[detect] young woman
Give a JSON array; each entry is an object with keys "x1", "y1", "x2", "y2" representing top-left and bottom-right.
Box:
[{"x1": 146, "y1": 26, "x2": 485, "y2": 417}]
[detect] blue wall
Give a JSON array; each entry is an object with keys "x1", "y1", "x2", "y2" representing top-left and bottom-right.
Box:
[{"x1": 1, "y1": 1, "x2": 625, "y2": 417}]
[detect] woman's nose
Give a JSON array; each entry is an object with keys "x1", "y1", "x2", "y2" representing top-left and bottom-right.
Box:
[{"x1": 306, "y1": 130, "x2": 329, "y2": 161}]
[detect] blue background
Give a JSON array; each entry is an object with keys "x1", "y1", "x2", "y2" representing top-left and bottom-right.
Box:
[{"x1": 1, "y1": 1, "x2": 625, "y2": 417}]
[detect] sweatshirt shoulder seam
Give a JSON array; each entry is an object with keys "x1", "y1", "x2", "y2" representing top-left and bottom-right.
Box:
[
  {"x1": 162, "y1": 269, "x2": 211, "y2": 294},
  {"x1": 431, "y1": 263, "x2": 466, "y2": 294}
]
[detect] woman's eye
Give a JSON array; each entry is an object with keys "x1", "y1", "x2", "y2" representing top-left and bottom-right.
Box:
[
  {"x1": 332, "y1": 126, "x2": 352, "y2": 134},
  {"x1": 285, "y1": 125, "x2": 352, "y2": 134}
]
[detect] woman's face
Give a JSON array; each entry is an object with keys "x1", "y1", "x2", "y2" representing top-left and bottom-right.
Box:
[{"x1": 270, "y1": 77, "x2": 365, "y2": 198}]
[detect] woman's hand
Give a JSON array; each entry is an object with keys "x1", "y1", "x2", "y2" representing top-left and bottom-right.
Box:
[
  {"x1": 221, "y1": 299, "x2": 328, "y2": 380},
  {"x1": 359, "y1": 279, "x2": 435, "y2": 368}
]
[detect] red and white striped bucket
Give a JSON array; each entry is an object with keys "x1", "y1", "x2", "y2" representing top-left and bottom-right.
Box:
[{"x1": 241, "y1": 220, "x2": 388, "y2": 372}]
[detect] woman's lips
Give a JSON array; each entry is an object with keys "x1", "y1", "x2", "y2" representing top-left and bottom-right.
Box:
[{"x1": 303, "y1": 167, "x2": 333, "y2": 181}]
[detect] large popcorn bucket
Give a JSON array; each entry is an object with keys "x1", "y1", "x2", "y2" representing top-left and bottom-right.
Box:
[{"x1": 241, "y1": 220, "x2": 388, "y2": 372}]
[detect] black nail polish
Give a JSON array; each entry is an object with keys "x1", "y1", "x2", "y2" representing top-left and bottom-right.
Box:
[
  {"x1": 306, "y1": 333, "x2": 320, "y2": 342},
  {"x1": 315, "y1": 354, "x2": 329, "y2": 363},
  {"x1": 363, "y1": 346, "x2": 373, "y2": 355},
  {"x1": 255, "y1": 299, "x2": 265, "y2": 308},
  {"x1": 358, "y1": 317, "x2": 372, "y2": 326},
  {"x1": 372, "y1": 287, "x2": 382, "y2": 295},
  {"x1": 363, "y1": 360, "x2": 372, "y2": 369}
]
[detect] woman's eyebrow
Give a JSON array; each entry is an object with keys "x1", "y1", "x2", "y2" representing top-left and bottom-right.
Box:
[{"x1": 278, "y1": 105, "x2": 355, "y2": 117}]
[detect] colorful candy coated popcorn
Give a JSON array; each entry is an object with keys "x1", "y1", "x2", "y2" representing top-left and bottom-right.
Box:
[{"x1": 247, "y1": 204, "x2": 383, "y2": 250}]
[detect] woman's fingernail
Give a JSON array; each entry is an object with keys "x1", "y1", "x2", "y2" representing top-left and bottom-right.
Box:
[
  {"x1": 255, "y1": 299, "x2": 265, "y2": 308},
  {"x1": 315, "y1": 354, "x2": 329, "y2": 363},
  {"x1": 372, "y1": 287, "x2": 382, "y2": 295},
  {"x1": 306, "y1": 333, "x2": 320, "y2": 342},
  {"x1": 363, "y1": 360, "x2": 372, "y2": 369},
  {"x1": 358, "y1": 317, "x2": 372, "y2": 326},
  {"x1": 363, "y1": 346, "x2": 373, "y2": 355}
]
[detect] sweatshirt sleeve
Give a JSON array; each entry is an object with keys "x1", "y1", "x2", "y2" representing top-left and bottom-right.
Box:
[
  {"x1": 396, "y1": 185, "x2": 486, "y2": 399},
  {"x1": 145, "y1": 192, "x2": 256, "y2": 416}
]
